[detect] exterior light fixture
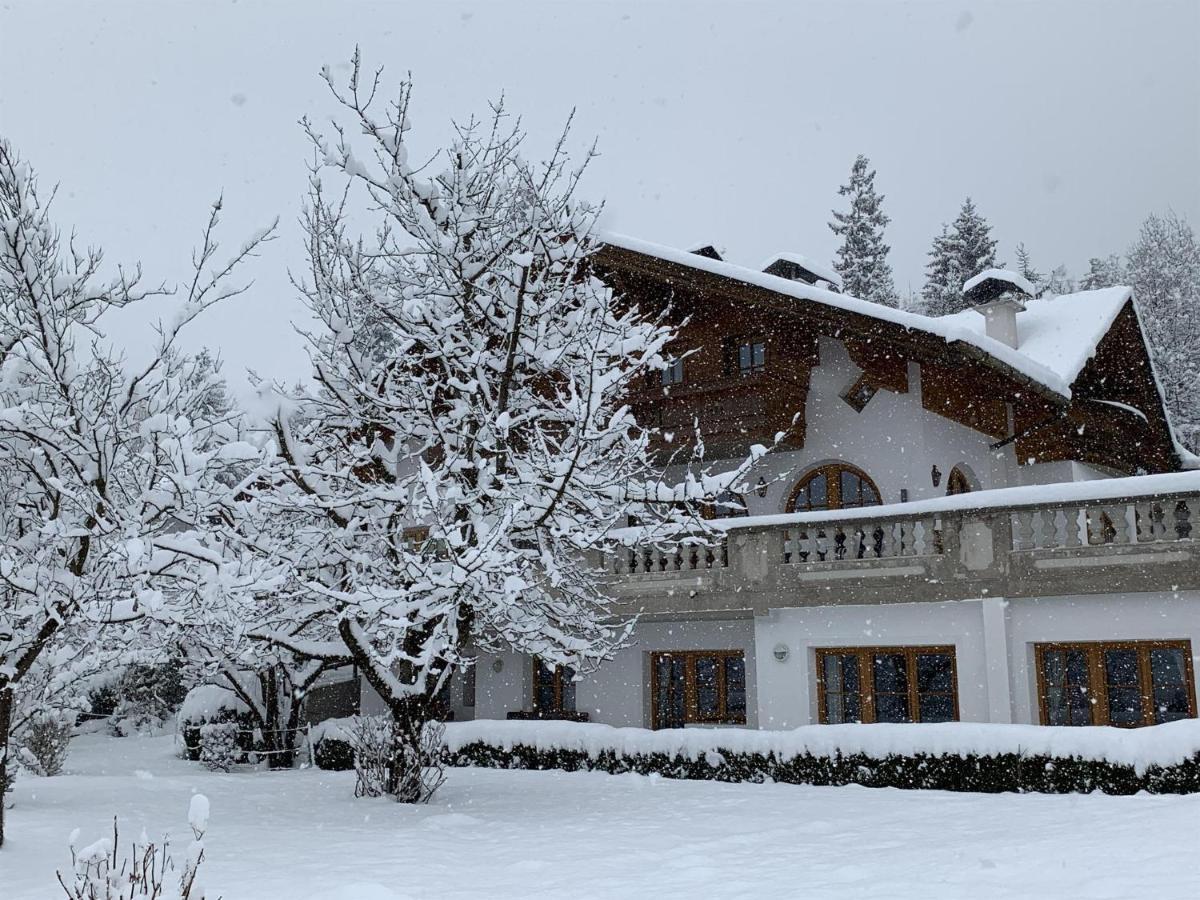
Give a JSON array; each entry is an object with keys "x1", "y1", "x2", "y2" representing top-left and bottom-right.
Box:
[
  {"x1": 491, "y1": 657, "x2": 504, "y2": 674},
  {"x1": 756, "y1": 477, "x2": 769, "y2": 499},
  {"x1": 773, "y1": 643, "x2": 790, "y2": 663},
  {"x1": 931, "y1": 464, "x2": 942, "y2": 487}
]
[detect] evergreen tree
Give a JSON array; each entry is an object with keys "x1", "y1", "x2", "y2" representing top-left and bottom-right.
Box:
[
  {"x1": 1079, "y1": 254, "x2": 1126, "y2": 291},
  {"x1": 1127, "y1": 211, "x2": 1200, "y2": 452},
  {"x1": 920, "y1": 198, "x2": 1000, "y2": 315},
  {"x1": 828, "y1": 155, "x2": 897, "y2": 306},
  {"x1": 1042, "y1": 264, "x2": 1074, "y2": 298},
  {"x1": 1014, "y1": 243, "x2": 1043, "y2": 292}
]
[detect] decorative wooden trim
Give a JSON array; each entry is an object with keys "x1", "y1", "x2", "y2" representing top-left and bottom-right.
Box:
[
  {"x1": 1033, "y1": 639, "x2": 1197, "y2": 727},
  {"x1": 815, "y1": 645, "x2": 960, "y2": 724}
]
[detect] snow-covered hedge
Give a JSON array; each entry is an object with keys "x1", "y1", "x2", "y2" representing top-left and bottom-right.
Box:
[{"x1": 443, "y1": 719, "x2": 1200, "y2": 795}]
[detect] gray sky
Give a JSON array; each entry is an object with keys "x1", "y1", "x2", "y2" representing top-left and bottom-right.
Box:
[{"x1": 1, "y1": 0, "x2": 1197, "y2": 397}]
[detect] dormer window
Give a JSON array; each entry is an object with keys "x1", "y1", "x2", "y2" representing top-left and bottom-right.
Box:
[{"x1": 661, "y1": 357, "x2": 684, "y2": 386}]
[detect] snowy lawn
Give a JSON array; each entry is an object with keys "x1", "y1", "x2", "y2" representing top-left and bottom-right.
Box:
[{"x1": 5, "y1": 733, "x2": 1200, "y2": 899}]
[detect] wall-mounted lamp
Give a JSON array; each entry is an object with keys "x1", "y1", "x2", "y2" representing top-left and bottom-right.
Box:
[
  {"x1": 931, "y1": 464, "x2": 942, "y2": 488},
  {"x1": 491, "y1": 657, "x2": 504, "y2": 674},
  {"x1": 773, "y1": 643, "x2": 790, "y2": 663},
  {"x1": 756, "y1": 477, "x2": 769, "y2": 499}
]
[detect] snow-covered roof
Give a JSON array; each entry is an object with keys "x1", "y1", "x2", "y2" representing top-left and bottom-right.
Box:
[
  {"x1": 940, "y1": 286, "x2": 1132, "y2": 388},
  {"x1": 758, "y1": 251, "x2": 843, "y2": 289},
  {"x1": 601, "y1": 232, "x2": 1134, "y2": 399},
  {"x1": 963, "y1": 267, "x2": 1036, "y2": 297}
]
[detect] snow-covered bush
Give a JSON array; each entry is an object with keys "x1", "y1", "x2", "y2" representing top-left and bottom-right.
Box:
[
  {"x1": 110, "y1": 663, "x2": 189, "y2": 736},
  {"x1": 199, "y1": 722, "x2": 240, "y2": 772},
  {"x1": 177, "y1": 685, "x2": 255, "y2": 762},
  {"x1": 18, "y1": 713, "x2": 73, "y2": 777},
  {"x1": 342, "y1": 716, "x2": 445, "y2": 802},
  {"x1": 57, "y1": 795, "x2": 212, "y2": 899}
]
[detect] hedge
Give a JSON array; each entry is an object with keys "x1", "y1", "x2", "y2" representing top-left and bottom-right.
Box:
[{"x1": 445, "y1": 735, "x2": 1200, "y2": 796}]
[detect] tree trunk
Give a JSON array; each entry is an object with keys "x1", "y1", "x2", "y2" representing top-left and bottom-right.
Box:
[
  {"x1": 259, "y1": 670, "x2": 297, "y2": 770},
  {"x1": 387, "y1": 697, "x2": 433, "y2": 804},
  {"x1": 0, "y1": 685, "x2": 13, "y2": 849}
]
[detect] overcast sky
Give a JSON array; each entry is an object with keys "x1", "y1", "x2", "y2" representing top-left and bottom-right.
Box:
[{"x1": 1, "y1": 0, "x2": 1197, "y2": 397}]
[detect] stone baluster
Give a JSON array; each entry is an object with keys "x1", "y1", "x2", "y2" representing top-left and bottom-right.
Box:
[
  {"x1": 879, "y1": 521, "x2": 895, "y2": 558},
  {"x1": 1174, "y1": 499, "x2": 1195, "y2": 541},
  {"x1": 1106, "y1": 505, "x2": 1131, "y2": 544},
  {"x1": 1062, "y1": 506, "x2": 1083, "y2": 548},
  {"x1": 1038, "y1": 508, "x2": 1059, "y2": 549},
  {"x1": 1013, "y1": 511, "x2": 1035, "y2": 550}
]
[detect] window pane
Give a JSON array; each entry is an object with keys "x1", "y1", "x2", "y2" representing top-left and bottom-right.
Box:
[
  {"x1": 873, "y1": 654, "x2": 908, "y2": 694},
  {"x1": 752, "y1": 342, "x2": 765, "y2": 368},
  {"x1": 823, "y1": 654, "x2": 861, "y2": 724},
  {"x1": 841, "y1": 470, "x2": 861, "y2": 506},
  {"x1": 739, "y1": 344, "x2": 752, "y2": 371},
  {"x1": 535, "y1": 660, "x2": 556, "y2": 711},
  {"x1": 916, "y1": 654, "x2": 953, "y2": 692},
  {"x1": 562, "y1": 666, "x2": 576, "y2": 712},
  {"x1": 806, "y1": 473, "x2": 827, "y2": 510},
  {"x1": 656, "y1": 656, "x2": 685, "y2": 728},
  {"x1": 1105, "y1": 649, "x2": 1140, "y2": 686},
  {"x1": 1108, "y1": 686, "x2": 1143, "y2": 726},
  {"x1": 861, "y1": 481, "x2": 880, "y2": 505},
  {"x1": 696, "y1": 657, "x2": 719, "y2": 717},
  {"x1": 918, "y1": 693, "x2": 955, "y2": 723},
  {"x1": 1151, "y1": 648, "x2": 1191, "y2": 723},
  {"x1": 874, "y1": 693, "x2": 910, "y2": 723},
  {"x1": 1043, "y1": 649, "x2": 1093, "y2": 726},
  {"x1": 725, "y1": 656, "x2": 747, "y2": 716}
]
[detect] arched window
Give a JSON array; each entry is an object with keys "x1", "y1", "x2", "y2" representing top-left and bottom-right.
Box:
[
  {"x1": 946, "y1": 466, "x2": 973, "y2": 496},
  {"x1": 787, "y1": 464, "x2": 881, "y2": 512}
]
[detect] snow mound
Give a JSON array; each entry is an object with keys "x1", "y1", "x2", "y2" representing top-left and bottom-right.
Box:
[{"x1": 963, "y1": 267, "x2": 1036, "y2": 297}]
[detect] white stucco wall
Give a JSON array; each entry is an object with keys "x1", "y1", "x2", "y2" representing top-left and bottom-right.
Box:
[
  {"x1": 1005, "y1": 590, "x2": 1200, "y2": 725},
  {"x1": 472, "y1": 618, "x2": 757, "y2": 728},
  {"x1": 697, "y1": 338, "x2": 1027, "y2": 517},
  {"x1": 752, "y1": 599, "x2": 994, "y2": 729}
]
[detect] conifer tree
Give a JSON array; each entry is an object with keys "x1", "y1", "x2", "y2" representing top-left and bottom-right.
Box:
[
  {"x1": 920, "y1": 198, "x2": 1000, "y2": 315},
  {"x1": 828, "y1": 155, "x2": 897, "y2": 306},
  {"x1": 1127, "y1": 212, "x2": 1200, "y2": 451},
  {"x1": 1079, "y1": 254, "x2": 1125, "y2": 291},
  {"x1": 1014, "y1": 243, "x2": 1043, "y2": 293}
]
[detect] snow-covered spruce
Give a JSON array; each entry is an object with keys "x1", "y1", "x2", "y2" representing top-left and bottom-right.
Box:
[
  {"x1": 921, "y1": 197, "x2": 1000, "y2": 316},
  {"x1": 828, "y1": 154, "x2": 897, "y2": 307},
  {"x1": 221, "y1": 53, "x2": 772, "y2": 803},
  {"x1": 0, "y1": 138, "x2": 275, "y2": 846}
]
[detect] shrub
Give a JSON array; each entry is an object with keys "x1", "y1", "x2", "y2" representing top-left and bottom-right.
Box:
[
  {"x1": 178, "y1": 685, "x2": 257, "y2": 762},
  {"x1": 19, "y1": 713, "x2": 74, "y2": 777},
  {"x1": 57, "y1": 795, "x2": 211, "y2": 899},
  {"x1": 313, "y1": 735, "x2": 355, "y2": 772},
  {"x1": 340, "y1": 716, "x2": 446, "y2": 802},
  {"x1": 112, "y1": 663, "x2": 188, "y2": 735},
  {"x1": 199, "y1": 722, "x2": 240, "y2": 772},
  {"x1": 446, "y1": 738, "x2": 1200, "y2": 796}
]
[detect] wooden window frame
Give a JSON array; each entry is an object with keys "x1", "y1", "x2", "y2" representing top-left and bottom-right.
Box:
[
  {"x1": 1034, "y1": 639, "x2": 1197, "y2": 728},
  {"x1": 815, "y1": 645, "x2": 960, "y2": 724},
  {"x1": 532, "y1": 657, "x2": 576, "y2": 715},
  {"x1": 650, "y1": 650, "x2": 747, "y2": 729},
  {"x1": 840, "y1": 374, "x2": 879, "y2": 413},
  {"x1": 722, "y1": 335, "x2": 767, "y2": 377},
  {"x1": 786, "y1": 463, "x2": 882, "y2": 513},
  {"x1": 661, "y1": 357, "x2": 685, "y2": 386}
]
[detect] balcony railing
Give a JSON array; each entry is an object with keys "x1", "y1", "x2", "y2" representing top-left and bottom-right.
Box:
[{"x1": 606, "y1": 472, "x2": 1200, "y2": 613}]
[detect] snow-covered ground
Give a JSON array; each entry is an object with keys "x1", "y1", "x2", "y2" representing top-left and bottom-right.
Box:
[{"x1": 5, "y1": 732, "x2": 1200, "y2": 899}]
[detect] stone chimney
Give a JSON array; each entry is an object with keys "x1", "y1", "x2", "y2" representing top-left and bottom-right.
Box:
[{"x1": 962, "y1": 268, "x2": 1033, "y2": 350}]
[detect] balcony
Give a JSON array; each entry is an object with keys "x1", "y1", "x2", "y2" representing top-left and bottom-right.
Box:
[{"x1": 606, "y1": 472, "x2": 1200, "y2": 616}]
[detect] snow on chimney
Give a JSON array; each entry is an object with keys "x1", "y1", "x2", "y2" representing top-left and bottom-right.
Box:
[{"x1": 962, "y1": 268, "x2": 1033, "y2": 350}]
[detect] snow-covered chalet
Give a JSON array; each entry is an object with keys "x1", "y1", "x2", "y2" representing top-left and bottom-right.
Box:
[{"x1": 356, "y1": 234, "x2": 1200, "y2": 732}]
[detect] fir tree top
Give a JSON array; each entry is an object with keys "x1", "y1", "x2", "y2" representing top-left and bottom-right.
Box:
[{"x1": 828, "y1": 155, "x2": 897, "y2": 307}]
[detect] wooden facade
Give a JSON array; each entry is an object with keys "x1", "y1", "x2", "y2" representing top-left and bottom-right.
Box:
[{"x1": 595, "y1": 243, "x2": 1182, "y2": 475}]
